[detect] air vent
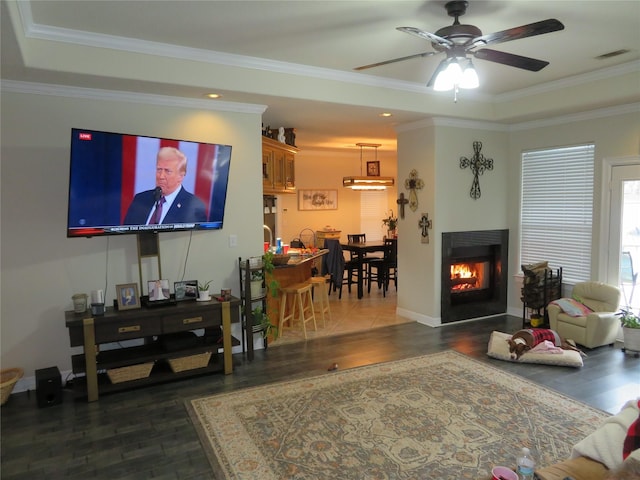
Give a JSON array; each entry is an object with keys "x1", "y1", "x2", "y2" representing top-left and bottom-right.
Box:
[{"x1": 595, "y1": 49, "x2": 630, "y2": 60}]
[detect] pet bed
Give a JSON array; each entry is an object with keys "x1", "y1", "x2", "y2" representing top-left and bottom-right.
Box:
[{"x1": 487, "y1": 331, "x2": 583, "y2": 367}]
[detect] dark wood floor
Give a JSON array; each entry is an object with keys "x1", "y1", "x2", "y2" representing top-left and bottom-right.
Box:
[{"x1": 2, "y1": 315, "x2": 639, "y2": 479}]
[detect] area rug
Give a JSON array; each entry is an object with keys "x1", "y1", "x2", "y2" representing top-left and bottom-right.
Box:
[{"x1": 187, "y1": 351, "x2": 608, "y2": 479}]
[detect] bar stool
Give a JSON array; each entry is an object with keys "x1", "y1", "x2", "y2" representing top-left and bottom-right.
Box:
[
  {"x1": 278, "y1": 282, "x2": 317, "y2": 339},
  {"x1": 309, "y1": 275, "x2": 331, "y2": 327}
]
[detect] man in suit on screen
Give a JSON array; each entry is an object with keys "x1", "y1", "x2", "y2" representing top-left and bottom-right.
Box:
[{"x1": 123, "y1": 146, "x2": 207, "y2": 225}]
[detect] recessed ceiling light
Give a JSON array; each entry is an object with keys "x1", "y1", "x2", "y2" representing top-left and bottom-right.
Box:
[
  {"x1": 206, "y1": 93, "x2": 222, "y2": 99},
  {"x1": 379, "y1": 112, "x2": 392, "y2": 117}
]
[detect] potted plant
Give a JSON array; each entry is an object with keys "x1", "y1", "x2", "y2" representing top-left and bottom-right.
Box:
[
  {"x1": 251, "y1": 306, "x2": 278, "y2": 343},
  {"x1": 618, "y1": 308, "x2": 640, "y2": 356},
  {"x1": 262, "y1": 251, "x2": 280, "y2": 298},
  {"x1": 382, "y1": 210, "x2": 398, "y2": 237},
  {"x1": 198, "y1": 280, "x2": 212, "y2": 301},
  {"x1": 250, "y1": 270, "x2": 264, "y2": 298}
]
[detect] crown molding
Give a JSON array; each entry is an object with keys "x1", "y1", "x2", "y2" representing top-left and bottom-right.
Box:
[
  {"x1": 17, "y1": 2, "x2": 421, "y2": 92},
  {"x1": 18, "y1": 1, "x2": 636, "y2": 105},
  {"x1": 0, "y1": 80, "x2": 267, "y2": 114},
  {"x1": 396, "y1": 117, "x2": 508, "y2": 133},
  {"x1": 495, "y1": 60, "x2": 640, "y2": 103},
  {"x1": 508, "y1": 102, "x2": 640, "y2": 131},
  {"x1": 396, "y1": 102, "x2": 640, "y2": 133},
  {"x1": 13, "y1": 1, "x2": 487, "y2": 101}
]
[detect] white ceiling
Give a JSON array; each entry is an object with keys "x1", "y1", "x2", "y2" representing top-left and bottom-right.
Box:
[{"x1": 2, "y1": 0, "x2": 639, "y2": 152}]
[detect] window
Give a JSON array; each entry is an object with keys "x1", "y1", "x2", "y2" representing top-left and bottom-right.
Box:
[
  {"x1": 520, "y1": 144, "x2": 595, "y2": 284},
  {"x1": 360, "y1": 191, "x2": 387, "y2": 241}
]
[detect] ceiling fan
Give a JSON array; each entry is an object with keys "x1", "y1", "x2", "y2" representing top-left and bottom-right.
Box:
[{"x1": 355, "y1": 1, "x2": 564, "y2": 91}]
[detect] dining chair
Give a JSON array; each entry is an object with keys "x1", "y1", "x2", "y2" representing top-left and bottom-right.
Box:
[
  {"x1": 321, "y1": 239, "x2": 350, "y2": 298},
  {"x1": 347, "y1": 233, "x2": 376, "y2": 286},
  {"x1": 367, "y1": 238, "x2": 397, "y2": 297}
]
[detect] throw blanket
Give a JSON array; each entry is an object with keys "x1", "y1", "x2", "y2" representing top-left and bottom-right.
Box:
[
  {"x1": 550, "y1": 298, "x2": 593, "y2": 317},
  {"x1": 525, "y1": 328, "x2": 561, "y2": 347},
  {"x1": 572, "y1": 398, "x2": 640, "y2": 469},
  {"x1": 623, "y1": 400, "x2": 640, "y2": 460},
  {"x1": 530, "y1": 340, "x2": 563, "y2": 354}
]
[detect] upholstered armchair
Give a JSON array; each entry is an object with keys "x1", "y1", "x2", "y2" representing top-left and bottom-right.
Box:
[{"x1": 547, "y1": 281, "x2": 622, "y2": 349}]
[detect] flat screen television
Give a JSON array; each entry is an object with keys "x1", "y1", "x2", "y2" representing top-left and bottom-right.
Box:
[{"x1": 67, "y1": 128, "x2": 232, "y2": 237}]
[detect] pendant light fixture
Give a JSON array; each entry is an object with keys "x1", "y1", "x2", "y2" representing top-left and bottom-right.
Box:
[{"x1": 342, "y1": 143, "x2": 395, "y2": 190}]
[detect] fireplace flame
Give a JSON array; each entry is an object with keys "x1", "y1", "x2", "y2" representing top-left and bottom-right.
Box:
[
  {"x1": 451, "y1": 264, "x2": 474, "y2": 279},
  {"x1": 450, "y1": 263, "x2": 481, "y2": 291}
]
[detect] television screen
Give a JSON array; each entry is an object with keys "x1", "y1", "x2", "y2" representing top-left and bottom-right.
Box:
[{"x1": 67, "y1": 128, "x2": 232, "y2": 237}]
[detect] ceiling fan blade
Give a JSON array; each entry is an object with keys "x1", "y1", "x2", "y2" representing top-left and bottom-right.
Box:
[
  {"x1": 468, "y1": 19, "x2": 564, "y2": 48},
  {"x1": 473, "y1": 48, "x2": 549, "y2": 72},
  {"x1": 397, "y1": 27, "x2": 453, "y2": 49},
  {"x1": 354, "y1": 51, "x2": 436, "y2": 71}
]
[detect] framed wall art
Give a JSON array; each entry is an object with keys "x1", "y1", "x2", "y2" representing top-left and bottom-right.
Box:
[
  {"x1": 367, "y1": 161, "x2": 380, "y2": 176},
  {"x1": 298, "y1": 189, "x2": 338, "y2": 211},
  {"x1": 116, "y1": 283, "x2": 141, "y2": 310}
]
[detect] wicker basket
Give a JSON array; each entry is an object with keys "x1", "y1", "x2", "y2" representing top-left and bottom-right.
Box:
[
  {"x1": 107, "y1": 362, "x2": 153, "y2": 384},
  {"x1": 1, "y1": 368, "x2": 23, "y2": 405},
  {"x1": 167, "y1": 352, "x2": 212, "y2": 373}
]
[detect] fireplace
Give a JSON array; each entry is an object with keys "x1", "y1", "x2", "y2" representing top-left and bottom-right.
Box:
[{"x1": 441, "y1": 229, "x2": 508, "y2": 323}]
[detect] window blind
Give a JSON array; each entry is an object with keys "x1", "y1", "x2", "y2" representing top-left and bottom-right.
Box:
[
  {"x1": 360, "y1": 191, "x2": 387, "y2": 241},
  {"x1": 520, "y1": 144, "x2": 595, "y2": 284}
]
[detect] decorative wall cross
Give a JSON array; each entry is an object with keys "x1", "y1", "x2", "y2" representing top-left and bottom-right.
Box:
[
  {"x1": 419, "y1": 213, "x2": 433, "y2": 244},
  {"x1": 404, "y1": 169, "x2": 424, "y2": 212},
  {"x1": 459, "y1": 141, "x2": 493, "y2": 200},
  {"x1": 396, "y1": 193, "x2": 409, "y2": 219}
]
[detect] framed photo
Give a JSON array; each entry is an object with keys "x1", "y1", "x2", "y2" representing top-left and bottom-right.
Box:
[
  {"x1": 174, "y1": 280, "x2": 197, "y2": 301},
  {"x1": 367, "y1": 161, "x2": 380, "y2": 176},
  {"x1": 116, "y1": 283, "x2": 141, "y2": 310},
  {"x1": 148, "y1": 279, "x2": 171, "y2": 302},
  {"x1": 298, "y1": 189, "x2": 338, "y2": 211}
]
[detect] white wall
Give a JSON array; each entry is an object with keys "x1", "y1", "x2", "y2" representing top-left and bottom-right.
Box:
[
  {"x1": 0, "y1": 91, "x2": 264, "y2": 380},
  {"x1": 277, "y1": 147, "x2": 398, "y2": 245},
  {"x1": 506, "y1": 110, "x2": 640, "y2": 313},
  {"x1": 395, "y1": 120, "x2": 509, "y2": 324}
]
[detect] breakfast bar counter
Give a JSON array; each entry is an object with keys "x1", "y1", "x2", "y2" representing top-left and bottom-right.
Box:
[{"x1": 266, "y1": 249, "x2": 328, "y2": 324}]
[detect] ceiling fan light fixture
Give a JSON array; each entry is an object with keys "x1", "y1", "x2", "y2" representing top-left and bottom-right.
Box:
[
  {"x1": 433, "y1": 58, "x2": 460, "y2": 91},
  {"x1": 460, "y1": 59, "x2": 479, "y2": 89},
  {"x1": 433, "y1": 57, "x2": 478, "y2": 92}
]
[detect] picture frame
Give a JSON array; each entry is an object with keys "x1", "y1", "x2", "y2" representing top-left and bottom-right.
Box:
[
  {"x1": 116, "y1": 283, "x2": 141, "y2": 310},
  {"x1": 367, "y1": 161, "x2": 380, "y2": 176},
  {"x1": 148, "y1": 279, "x2": 171, "y2": 302},
  {"x1": 298, "y1": 189, "x2": 338, "y2": 211},
  {"x1": 174, "y1": 280, "x2": 198, "y2": 301}
]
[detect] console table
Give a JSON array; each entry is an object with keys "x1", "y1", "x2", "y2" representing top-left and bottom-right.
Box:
[{"x1": 65, "y1": 298, "x2": 239, "y2": 402}]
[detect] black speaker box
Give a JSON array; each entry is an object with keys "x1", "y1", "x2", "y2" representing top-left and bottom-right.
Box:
[{"x1": 35, "y1": 366, "x2": 62, "y2": 408}]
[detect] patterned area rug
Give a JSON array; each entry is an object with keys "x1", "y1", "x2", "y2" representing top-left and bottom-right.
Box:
[{"x1": 187, "y1": 351, "x2": 608, "y2": 479}]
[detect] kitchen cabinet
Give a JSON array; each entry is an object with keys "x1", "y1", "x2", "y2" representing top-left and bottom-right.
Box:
[{"x1": 262, "y1": 136, "x2": 298, "y2": 194}]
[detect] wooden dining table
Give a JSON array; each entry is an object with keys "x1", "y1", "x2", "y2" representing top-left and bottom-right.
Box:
[{"x1": 340, "y1": 241, "x2": 387, "y2": 299}]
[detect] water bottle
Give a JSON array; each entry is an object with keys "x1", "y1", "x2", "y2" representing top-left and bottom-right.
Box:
[
  {"x1": 276, "y1": 237, "x2": 282, "y2": 254},
  {"x1": 516, "y1": 447, "x2": 535, "y2": 479}
]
